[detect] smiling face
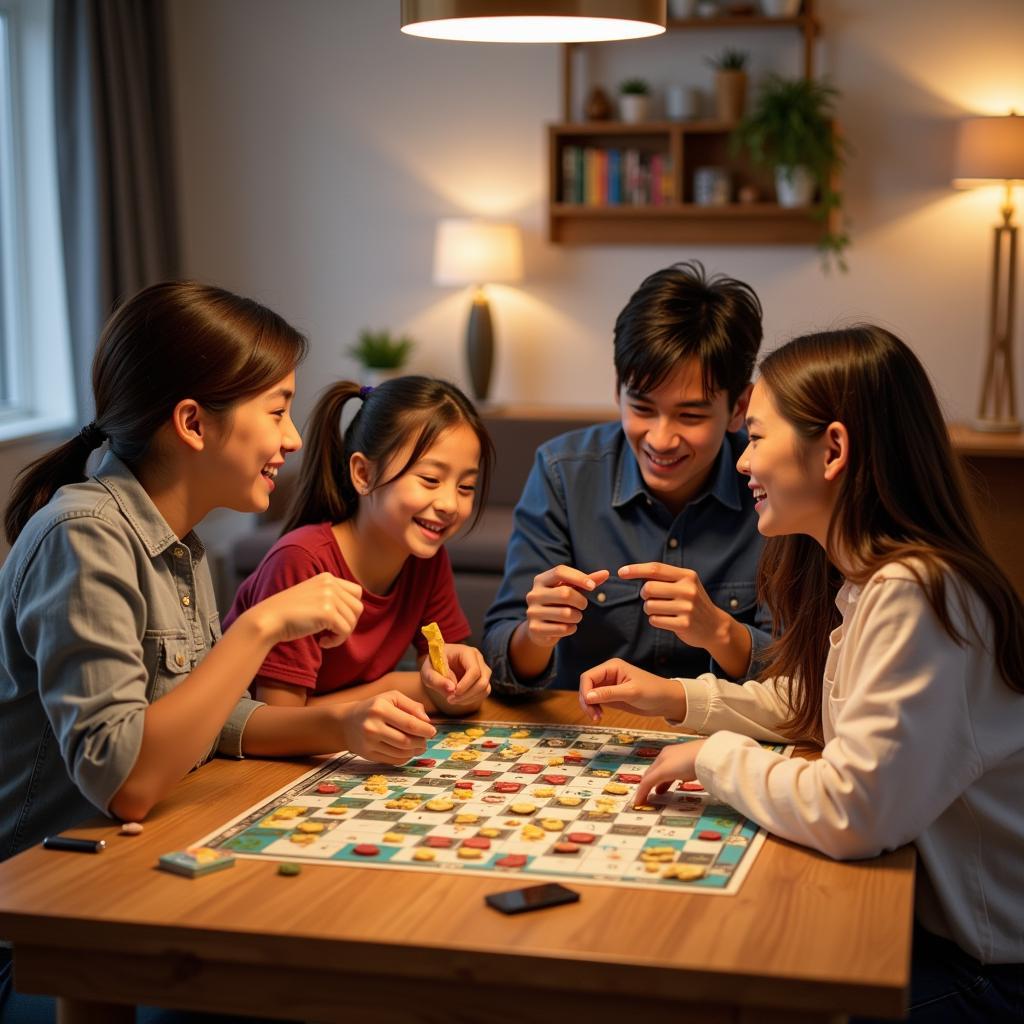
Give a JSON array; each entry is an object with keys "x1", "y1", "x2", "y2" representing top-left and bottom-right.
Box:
[
  {"x1": 737, "y1": 380, "x2": 837, "y2": 545},
  {"x1": 619, "y1": 358, "x2": 747, "y2": 514},
  {"x1": 355, "y1": 421, "x2": 481, "y2": 561},
  {"x1": 207, "y1": 371, "x2": 302, "y2": 514}
]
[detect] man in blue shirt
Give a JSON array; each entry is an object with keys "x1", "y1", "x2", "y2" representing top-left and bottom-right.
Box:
[{"x1": 483, "y1": 261, "x2": 770, "y2": 693}]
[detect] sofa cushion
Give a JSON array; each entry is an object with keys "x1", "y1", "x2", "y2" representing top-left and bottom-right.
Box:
[{"x1": 446, "y1": 508, "x2": 515, "y2": 573}]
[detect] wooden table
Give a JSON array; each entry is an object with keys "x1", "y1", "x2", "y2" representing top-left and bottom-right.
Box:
[{"x1": 0, "y1": 693, "x2": 914, "y2": 1023}]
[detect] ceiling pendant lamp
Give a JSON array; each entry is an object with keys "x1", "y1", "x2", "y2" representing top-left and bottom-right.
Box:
[{"x1": 400, "y1": 1, "x2": 666, "y2": 44}]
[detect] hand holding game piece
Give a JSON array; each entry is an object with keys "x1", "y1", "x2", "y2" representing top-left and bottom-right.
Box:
[
  {"x1": 618, "y1": 562, "x2": 729, "y2": 651},
  {"x1": 522, "y1": 565, "x2": 611, "y2": 648},
  {"x1": 246, "y1": 572, "x2": 363, "y2": 649},
  {"x1": 338, "y1": 690, "x2": 436, "y2": 765},
  {"x1": 421, "y1": 643, "x2": 492, "y2": 714},
  {"x1": 578, "y1": 658, "x2": 686, "y2": 723},
  {"x1": 633, "y1": 739, "x2": 707, "y2": 807}
]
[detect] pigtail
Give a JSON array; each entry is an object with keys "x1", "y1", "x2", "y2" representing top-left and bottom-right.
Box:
[
  {"x1": 280, "y1": 381, "x2": 363, "y2": 534},
  {"x1": 4, "y1": 426, "x2": 106, "y2": 545}
]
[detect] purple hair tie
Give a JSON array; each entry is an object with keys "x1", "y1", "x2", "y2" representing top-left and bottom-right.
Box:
[{"x1": 359, "y1": 385, "x2": 374, "y2": 400}]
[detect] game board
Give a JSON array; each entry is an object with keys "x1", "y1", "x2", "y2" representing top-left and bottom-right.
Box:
[{"x1": 194, "y1": 721, "x2": 790, "y2": 895}]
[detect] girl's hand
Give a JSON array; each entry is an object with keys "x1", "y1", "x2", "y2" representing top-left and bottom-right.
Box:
[
  {"x1": 248, "y1": 573, "x2": 363, "y2": 648},
  {"x1": 578, "y1": 658, "x2": 686, "y2": 723},
  {"x1": 633, "y1": 739, "x2": 707, "y2": 806},
  {"x1": 421, "y1": 644, "x2": 492, "y2": 714},
  {"x1": 338, "y1": 691, "x2": 436, "y2": 765}
]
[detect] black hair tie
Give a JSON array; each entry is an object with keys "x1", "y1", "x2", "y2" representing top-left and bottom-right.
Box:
[
  {"x1": 359, "y1": 385, "x2": 374, "y2": 400},
  {"x1": 78, "y1": 422, "x2": 106, "y2": 448}
]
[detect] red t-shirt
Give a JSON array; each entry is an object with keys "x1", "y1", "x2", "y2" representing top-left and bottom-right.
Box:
[{"x1": 222, "y1": 522, "x2": 470, "y2": 694}]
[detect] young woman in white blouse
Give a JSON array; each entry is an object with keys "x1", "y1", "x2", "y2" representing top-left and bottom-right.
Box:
[{"x1": 579, "y1": 325, "x2": 1024, "y2": 1022}]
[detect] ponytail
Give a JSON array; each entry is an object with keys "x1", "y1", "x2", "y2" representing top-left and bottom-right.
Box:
[
  {"x1": 280, "y1": 382, "x2": 363, "y2": 534},
  {"x1": 5, "y1": 424, "x2": 107, "y2": 544}
]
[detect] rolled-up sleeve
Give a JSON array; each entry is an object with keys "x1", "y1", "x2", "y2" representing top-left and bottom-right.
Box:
[{"x1": 15, "y1": 516, "x2": 150, "y2": 814}]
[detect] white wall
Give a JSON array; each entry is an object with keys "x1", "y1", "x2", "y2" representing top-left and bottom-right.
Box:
[{"x1": 166, "y1": 0, "x2": 1024, "y2": 428}]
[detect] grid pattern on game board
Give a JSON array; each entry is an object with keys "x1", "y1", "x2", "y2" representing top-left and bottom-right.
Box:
[{"x1": 200, "y1": 723, "x2": 782, "y2": 893}]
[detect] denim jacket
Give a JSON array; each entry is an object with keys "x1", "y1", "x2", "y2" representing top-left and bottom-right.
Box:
[
  {"x1": 483, "y1": 423, "x2": 770, "y2": 692},
  {"x1": 0, "y1": 451, "x2": 261, "y2": 860}
]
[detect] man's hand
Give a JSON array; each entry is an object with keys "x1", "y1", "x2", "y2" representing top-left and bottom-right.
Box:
[{"x1": 523, "y1": 565, "x2": 610, "y2": 648}]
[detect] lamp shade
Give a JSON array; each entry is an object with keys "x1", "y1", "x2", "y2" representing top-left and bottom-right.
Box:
[
  {"x1": 953, "y1": 113, "x2": 1024, "y2": 186},
  {"x1": 401, "y1": 0, "x2": 665, "y2": 43},
  {"x1": 433, "y1": 220, "x2": 523, "y2": 286}
]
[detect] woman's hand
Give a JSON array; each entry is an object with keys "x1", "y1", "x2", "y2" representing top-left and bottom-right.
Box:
[
  {"x1": 245, "y1": 573, "x2": 363, "y2": 648},
  {"x1": 337, "y1": 690, "x2": 436, "y2": 764},
  {"x1": 421, "y1": 644, "x2": 492, "y2": 714},
  {"x1": 633, "y1": 739, "x2": 707, "y2": 806},
  {"x1": 578, "y1": 658, "x2": 686, "y2": 723}
]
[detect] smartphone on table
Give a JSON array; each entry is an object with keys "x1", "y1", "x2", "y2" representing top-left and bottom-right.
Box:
[{"x1": 485, "y1": 882, "x2": 580, "y2": 915}]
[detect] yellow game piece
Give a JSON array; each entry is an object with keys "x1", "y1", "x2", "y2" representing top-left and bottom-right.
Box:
[
  {"x1": 547, "y1": 756, "x2": 564, "y2": 766},
  {"x1": 644, "y1": 862, "x2": 661, "y2": 873},
  {"x1": 269, "y1": 806, "x2": 305, "y2": 819},
  {"x1": 520, "y1": 824, "x2": 545, "y2": 840},
  {"x1": 540, "y1": 818, "x2": 564, "y2": 832},
  {"x1": 603, "y1": 782, "x2": 629, "y2": 795},
  {"x1": 457, "y1": 847, "x2": 483, "y2": 860},
  {"x1": 366, "y1": 774, "x2": 389, "y2": 787},
  {"x1": 479, "y1": 827, "x2": 500, "y2": 838},
  {"x1": 413, "y1": 848, "x2": 436, "y2": 862},
  {"x1": 616, "y1": 734, "x2": 636, "y2": 745},
  {"x1": 510, "y1": 729, "x2": 530, "y2": 739},
  {"x1": 325, "y1": 807, "x2": 348, "y2": 815},
  {"x1": 556, "y1": 794, "x2": 583, "y2": 807},
  {"x1": 425, "y1": 798, "x2": 454, "y2": 812},
  {"x1": 295, "y1": 821, "x2": 325, "y2": 834},
  {"x1": 633, "y1": 803, "x2": 657, "y2": 812},
  {"x1": 420, "y1": 621, "x2": 450, "y2": 675},
  {"x1": 662, "y1": 863, "x2": 706, "y2": 882},
  {"x1": 454, "y1": 812, "x2": 479, "y2": 824},
  {"x1": 450, "y1": 750, "x2": 482, "y2": 762},
  {"x1": 453, "y1": 788, "x2": 473, "y2": 800},
  {"x1": 465, "y1": 727, "x2": 485, "y2": 738},
  {"x1": 289, "y1": 833, "x2": 316, "y2": 845},
  {"x1": 532, "y1": 786, "x2": 555, "y2": 798},
  {"x1": 592, "y1": 769, "x2": 613, "y2": 777},
  {"x1": 382, "y1": 832, "x2": 403, "y2": 844}
]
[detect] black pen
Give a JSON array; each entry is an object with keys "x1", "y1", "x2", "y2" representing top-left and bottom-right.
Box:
[{"x1": 42, "y1": 835, "x2": 106, "y2": 853}]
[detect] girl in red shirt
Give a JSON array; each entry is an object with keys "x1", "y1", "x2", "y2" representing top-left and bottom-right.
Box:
[{"x1": 225, "y1": 377, "x2": 494, "y2": 762}]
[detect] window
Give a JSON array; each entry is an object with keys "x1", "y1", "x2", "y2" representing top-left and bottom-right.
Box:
[{"x1": 0, "y1": 0, "x2": 73, "y2": 441}]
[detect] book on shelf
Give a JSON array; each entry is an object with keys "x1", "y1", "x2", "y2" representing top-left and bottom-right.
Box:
[{"x1": 560, "y1": 145, "x2": 673, "y2": 207}]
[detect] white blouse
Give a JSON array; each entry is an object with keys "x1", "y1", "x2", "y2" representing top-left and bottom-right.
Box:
[{"x1": 679, "y1": 562, "x2": 1024, "y2": 964}]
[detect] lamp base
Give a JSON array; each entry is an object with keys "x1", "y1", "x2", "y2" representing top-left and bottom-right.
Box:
[
  {"x1": 466, "y1": 293, "x2": 493, "y2": 402},
  {"x1": 972, "y1": 416, "x2": 1022, "y2": 434}
]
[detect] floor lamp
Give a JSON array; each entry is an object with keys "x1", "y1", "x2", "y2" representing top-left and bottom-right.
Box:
[
  {"x1": 954, "y1": 112, "x2": 1024, "y2": 433},
  {"x1": 433, "y1": 219, "x2": 523, "y2": 402}
]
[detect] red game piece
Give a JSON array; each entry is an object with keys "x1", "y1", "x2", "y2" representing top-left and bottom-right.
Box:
[
  {"x1": 353, "y1": 844, "x2": 380, "y2": 857},
  {"x1": 616, "y1": 773, "x2": 642, "y2": 784},
  {"x1": 541, "y1": 774, "x2": 568, "y2": 785},
  {"x1": 316, "y1": 782, "x2": 339, "y2": 794},
  {"x1": 564, "y1": 753, "x2": 585, "y2": 763},
  {"x1": 553, "y1": 842, "x2": 580, "y2": 855},
  {"x1": 482, "y1": 740, "x2": 499, "y2": 748},
  {"x1": 566, "y1": 832, "x2": 596, "y2": 844},
  {"x1": 698, "y1": 830, "x2": 722, "y2": 842},
  {"x1": 425, "y1": 835, "x2": 453, "y2": 848},
  {"x1": 471, "y1": 769, "x2": 496, "y2": 778},
  {"x1": 495, "y1": 854, "x2": 527, "y2": 868},
  {"x1": 680, "y1": 781, "x2": 704, "y2": 792},
  {"x1": 454, "y1": 781, "x2": 474, "y2": 790},
  {"x1": 635, "y1": 747, "x2": 660, "y2": 758},
  {"x1": 516, "y1": 763, "x2": 543, "y2": 774},
  {"x1": 462, "y1": 837, "x2": 491, "y2": 849},
  {"x1": 413, "y1": 758, "x2": 436, "y2": 767},
  {"x1": 494, "y1": 781, "x2": 522, "y2": 793}
]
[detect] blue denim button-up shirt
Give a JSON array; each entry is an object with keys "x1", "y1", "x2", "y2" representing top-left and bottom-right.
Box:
[
  {"x1": 483, "y1": 422, "x2": 770, "y2": 693},
  {"x1": 0, "y1": 452, "x2": 261, "y2": 860}
]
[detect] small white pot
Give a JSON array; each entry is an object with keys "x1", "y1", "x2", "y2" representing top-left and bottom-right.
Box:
[
  {"x1": 619, "y1": 94, "x2": 649, "y2": 124},
  {"x1": 760, "y1": 0, "x2": 801, "y2": 15},
  {"x1": 775, "y1": 165, "x2": 815, "y2": 207}
]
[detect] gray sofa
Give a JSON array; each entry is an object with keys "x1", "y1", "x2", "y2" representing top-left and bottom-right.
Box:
[{"x1": 225, "y1": 408, "x2": 616, "y2": 643}]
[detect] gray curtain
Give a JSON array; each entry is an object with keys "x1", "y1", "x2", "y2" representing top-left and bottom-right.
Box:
[{"x1": 54, "y1": 0, "x2": 180, "y2": 420}]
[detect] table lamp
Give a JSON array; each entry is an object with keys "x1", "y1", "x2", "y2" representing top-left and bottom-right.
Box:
[
  {"x1": 433, "y1": 219, "x2": 523, "y2": 402},
  {"x1": 953, "y1": 111, "x2": 1024, "y2": 432}
]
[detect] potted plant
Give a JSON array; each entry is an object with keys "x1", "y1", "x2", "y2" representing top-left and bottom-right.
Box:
[
  {"x1": 618, "y1": 78, "x2": 651, "y2": 124},
  {"x1": 348, "y1": 328, "x2": 414, "y2": 385},
  {"x1": 732, "y1": 74, "x2": 850, "y2": 268},
  {"x1": 707, "y1": 48, "x2": 748, "y2": 123}
]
